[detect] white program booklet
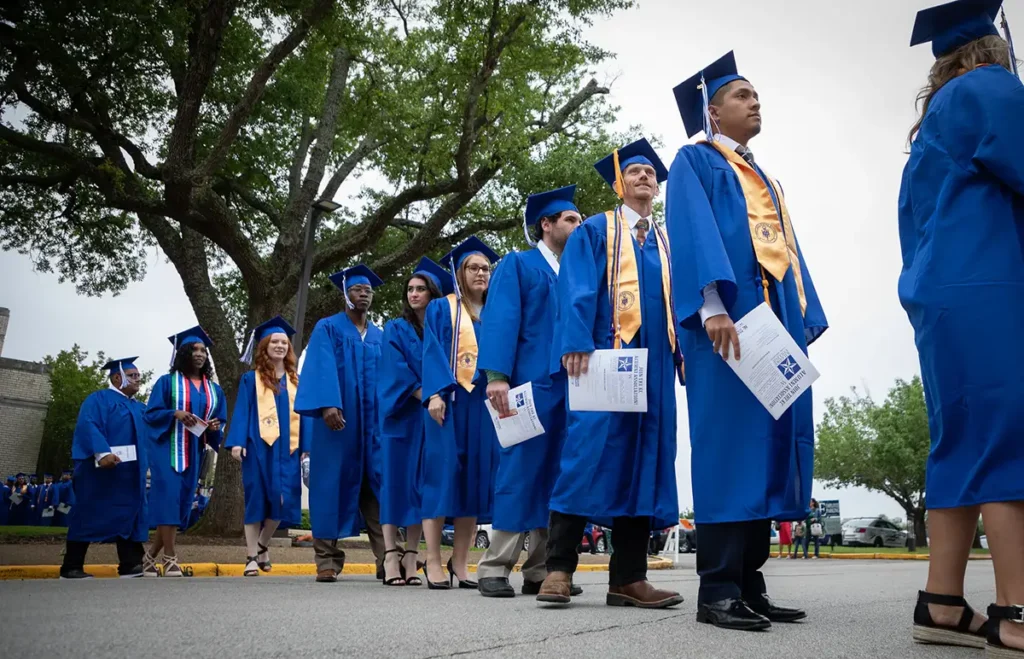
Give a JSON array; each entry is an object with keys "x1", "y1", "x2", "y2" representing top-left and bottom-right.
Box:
[
  {"x1": 485, "y1": 382, "x2": 546, "y2": 448},
  {"x1": 725, "y1": 303, "x2": 820, "y2": 420},
  {"x1": 567, "y1": 348, "x2": 648, "y2": 413},
  {"x1": 185, "y1": 419, "x2": 209, "y2": 437},
  {"x1": 95, "y1": 445, "x2": 138, "y2": 466}
]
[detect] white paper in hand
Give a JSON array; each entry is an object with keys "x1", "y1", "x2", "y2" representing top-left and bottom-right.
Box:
[
  {"x1": 485, "y1": 382, "x2": 546, "y2": 448},
  {"x1": 185, "y1": 419, "x2": 208, "y2": 438},
  {"x1": 41, "y1": 507, "x2": 55, "y2": 518},
  {"x1": 9, "y1": 492, "x2": 23, "y2": 505},
  {"x1": 567, "y1": 349, "x2": 648, "y2": 413},
  {"x1": 724, "y1": 303, "x2": 820, "y2": 420},
  {"x1": 57, "y1": 503, "x2": 71, "y2": 514}
]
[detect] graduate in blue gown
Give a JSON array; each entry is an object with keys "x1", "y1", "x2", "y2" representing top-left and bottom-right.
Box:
[
  {"x1": 53, "y1": 471, "x2": 74, "y2": 527},
  {"x1": 8, "y1": 473, "x2": 30, "y2": 526},
  {"x1": 377, "y1": 257, "x2": 452, "y2": 586},
  {"x1": 0, "y1": 476, "x2": 12, "y2": 526},
  {"x1": 60, "y1": 358, "x2": 150, "y2": 578},
  {"x1": 34, "y1": 474, "x2": 57, "y2": 527},
  {"x1": 143, "y1": 326, "x2": 226, "y2": 577},
  {"x1": 27, "y1": 475, "x2": 39, "y2": 525},
  {"x1": 420, "y1": 236, "x2": 500, "y2": 589},
  {"x1": 475, "y1": 186, "x2": 583, "y2": 599},
  {"x1": 900, "y1": 2, "x2": 1024, "y2": 649},
  {"x1": 667, "y1": 52, "x2": 827, "y2": 628},
  {"x1": 226, "y1": 315, "x2": 309, "y2": 577},
  {"x1": 537, "y1": 139, "x2": 683, "y2": 609},
  {"x1": 295, "y1": 264, "x2": 386, "y2": 582}
]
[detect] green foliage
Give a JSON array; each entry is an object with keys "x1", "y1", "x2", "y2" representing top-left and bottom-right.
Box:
[{"x1": 300, "y1": 509, "x2": 311, "y2": 530}]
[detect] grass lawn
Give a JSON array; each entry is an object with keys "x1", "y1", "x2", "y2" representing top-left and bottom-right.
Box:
[{"x1": 0, "y1": 526, "x2": 68, "y2": 538}]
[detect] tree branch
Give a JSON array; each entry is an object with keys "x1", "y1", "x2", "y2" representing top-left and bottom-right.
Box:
[
  {"x1": 319, "y1": 134, "x2": 382, "y2": 201},
  {"x1": 286, "y1": 119, "x2": 314, "y2": 206},
  {"x1": 196, "y1": 0, "x2": 335, "y2": 180},
  {"x1": 389, "y1": 0, "x2": 410, "y2": 37},
  {"x1": 213, "y1": 177, "x2": 281, "y2": 227}
]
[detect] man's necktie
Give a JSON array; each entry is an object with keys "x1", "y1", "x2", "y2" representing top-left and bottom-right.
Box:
[
  {"x1": 635, "y1": 218, "x2": 649, "y2": 246},
  {"x1": 736, "y1": 145, "x2": 755, "y2": 166}
]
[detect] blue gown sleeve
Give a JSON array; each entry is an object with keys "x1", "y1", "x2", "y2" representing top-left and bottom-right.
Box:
[
  {"x1": 205, "y1": 382, "x2": 227, "y2": 451},
  {"x1": 299, "y1": 415, "x2": 312, "y2": 454},
  {"x1": 421, "y1": 297, "x2": 457, "y2": 402},
  {"x1": 478, "y1": 253, "x2": 523, "y2": 378},
  {"x1": 71, "y1": 392, "x2": 111, "y2": 459},
  {"x1": 942, "y1": 67, "x2": 1024, "y2": 196},
  {"x1": 556, "y1": 222, "x2": 601, "y2": 358},
  {"x1": 144, "y1": 375, "x2": 177, "y2": 443},
  {"x1": 666, "y1": 146, "x2": 739, "y2": 329},
  {"x1": 294, "y1": 319, "x2": 344, "y2": 416},
  {"x1": 378, "y1": 321, "x2": 421, "y2": 419},
  {"x1": 224, "y1": 373, "x2": 251, "y2": 449}
]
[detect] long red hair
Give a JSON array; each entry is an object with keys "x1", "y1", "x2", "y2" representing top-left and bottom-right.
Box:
[{"x1": 253, "y1": 335, "x2": 299, "y2": 393}]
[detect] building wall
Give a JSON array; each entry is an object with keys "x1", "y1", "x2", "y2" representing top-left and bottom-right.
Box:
[{"x1": 0, "y1": 307, "x2": 51, "y2": 476}]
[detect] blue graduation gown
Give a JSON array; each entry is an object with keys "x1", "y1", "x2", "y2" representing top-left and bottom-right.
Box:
[
  {"x1": 898, "y1": 65, "x2": 1024, "y2": 509},
  {"x1": 27, "y1": 484, "x2": 39, "y2": 525},
  {"x1": 666, "y1": 142, "x2": 828, "y2": 525},
  {"x1": 378, "y1": 319, "x2": 425, "y2": 527},
  {"x1": 550, "y1": 213, "x2": 679, "y2": 529},
  {"x1": 420, "y1": 296, "x2": 498, "y2": 522},
  {"x1": 144, "y1": 374, "x2": 226, "y2": 529},
  {"x1": 67, "y1": 389, "x2": 150, "y2": 543},
  {"x1": 295, "y1": 313, "x2": 382, "y2": 539},
  {"x1": 8, "y1": 484, "x2": 30, "y2": 525},
  {"x1": 0, "y1": 485, "x2": 9, "y2": 525},
  {"x1": 478, "y1": 249, "x2": 567, "y2": 532},
  {"x1": 34, "y1": 483, "x2": 57, "y2": 527},
  {"x1": 225, "y1": 371, "x2": 308, "y2": 526},
  {"x1": 53, "y1": 480, "x2": 74, "y2": 527}
]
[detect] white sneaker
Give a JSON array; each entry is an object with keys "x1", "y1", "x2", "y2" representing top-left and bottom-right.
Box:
[
  {"x1": 143, "y1": 552, "x2": 160, "y2": 577},
  {"x1": 162, "y1": 555, "x2": 184, "y2": 578}
]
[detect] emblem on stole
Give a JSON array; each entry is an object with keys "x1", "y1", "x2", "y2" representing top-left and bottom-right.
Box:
[
  {"x1": 617, "y1": 290, "x2": 636, "y2": 311},
  {"x1": 754, "y1": 222, "x2": 778, "y2": 243}
]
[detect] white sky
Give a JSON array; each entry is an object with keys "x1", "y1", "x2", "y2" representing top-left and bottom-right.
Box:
[{"x1": 4, "y1": 0, "x2": 1017, "y2": 521}]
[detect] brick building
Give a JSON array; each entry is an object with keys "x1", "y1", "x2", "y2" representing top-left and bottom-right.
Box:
[{"x1": 0, "y1": 307, "x2": 51, "y2": 476}]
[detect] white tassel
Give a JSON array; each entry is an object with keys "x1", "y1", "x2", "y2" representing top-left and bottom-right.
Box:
[
  {"x1": 118, "y1": 363, "x2": 128, "y2": 390},
  {"x1": 450, "y1": 256, "x2": 462, "y2": 300},
  {"x1": 239, "y1": 330, "x2": 256, "y2": 364},
  {"x1": 342, "y1": 272, "x2": 355, "y2": 309},
  {"x1": 700, "y1": 72, "x2": 714, "y2": 138},
  {"x1": 523, "y1": 210, "x2": 537, "y2": 248},
  {"x1": 169, "y1": 337, "x2": 177, "y2": 367}
]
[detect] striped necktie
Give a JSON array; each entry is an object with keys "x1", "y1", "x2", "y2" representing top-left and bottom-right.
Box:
[
  {"x1": 635, "y1": 217, "x2": 649, "y2": 246},
  {"x1": 736, "y1": 144, "x2": 755, "y2": 166}
]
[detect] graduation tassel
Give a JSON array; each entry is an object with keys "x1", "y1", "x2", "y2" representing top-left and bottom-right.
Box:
[
  {"x1": 1002, "y1": 7, "x2": 1019, "y2": 79},
  {"x1": 118, "y1": 363, "x2": 129, "y2": 390},
  {"x1": 522, "y1": 209, "x2": 537, "y2": 247},
  {"x1": 699, "y1": 72, "x2": 714, "y2": 138},
  {"x1": 239, "y1": 330, "x2": 256, "y2": 365},
  {"x1": 169, "y1": 337, "x2": 178, "y2": 367},
  {"x1": 450, "y1": 255, "x2": 462, "y2": 300},
  {"x1": 341, "y1": 272, "x2": 355, "y2": 310}
]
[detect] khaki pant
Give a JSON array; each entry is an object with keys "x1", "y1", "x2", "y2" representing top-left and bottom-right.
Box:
[
  {"x1": 476, "y1": 528, "x2": 548, "y2": 583},
  {"x1": 313, "y1": 478, "x2": 385, "y2": 574}
]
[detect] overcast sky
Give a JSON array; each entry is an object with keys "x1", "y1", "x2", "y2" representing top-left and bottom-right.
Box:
[{"x1": 4, "y1": 0, "x2": 1017, "y2": 522}]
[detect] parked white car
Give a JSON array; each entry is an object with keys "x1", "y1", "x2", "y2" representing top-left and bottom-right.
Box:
[{"x1": 842, "y1": 517, "x2": 908, "y2": 548}]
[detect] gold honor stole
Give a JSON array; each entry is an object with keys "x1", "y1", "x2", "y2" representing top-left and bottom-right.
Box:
[
  {"x1": 255, "y1": 374, "x2": 301, "y2": 454},
  {"x1": 604, "y1": 208, "x2": 677, "y2": 355},
  {"x1": 446, "y1": 293, "x2": 478, "y2": 392},
  {"x1": 706, "y1": 140, "x2": 807, "y2": 315}
]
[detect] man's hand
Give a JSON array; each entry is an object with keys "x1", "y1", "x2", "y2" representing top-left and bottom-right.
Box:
[
  {"x1": 208, "y1": 419, "x2": 222, "y2": 432},
  {"x1": 173, "y1": 410, "x2": 201, "y2": 427},
  {"x1": 230, "y1": 446, "x2": 245, "y2": 462},
  {"x1": 562, "y1": 351, "x2": 592, "y2": 378},
  {"x1": 705, "y1": 314, "x2": 741, "y2": 361},
  {"x1": 486, "y1": 381, "x2": 513, "y2": 418},
  {"x1": 98, "y1": 454, "x2": 121, "y2": 469},
  {"x1": 428, "y1": 395, "x2": 446, "y2": 426},
  {"x1": 322, "y1": 407, "x2": 345, "y2": 431}
]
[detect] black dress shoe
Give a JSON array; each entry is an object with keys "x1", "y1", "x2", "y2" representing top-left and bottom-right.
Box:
[
  {"x1": 697, "y1": 598, "x2": 772, "y2": 631},
  {"x1": 479, "y1": 577, "x2": 515, "y2": 598},
  {"x1": 523, "y1": 579, "x2": 583, "y2": 596},
  {"x1": 118, "y1": 564, "x2": 145, "y2": 579},
  {"x1": 59, "y1": 568, "x2": 94, "y2": 580},
  {"x1": 745, "y1": 593, "x2": 807, "y2": 622}
]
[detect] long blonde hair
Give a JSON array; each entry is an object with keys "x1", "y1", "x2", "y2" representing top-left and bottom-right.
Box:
[
  {"x1": 908, "y1": 35, "x2": 1013, "y2": 146},
  {"x1": 456, "y1": 253, "x2": 490, "y2": 322}
]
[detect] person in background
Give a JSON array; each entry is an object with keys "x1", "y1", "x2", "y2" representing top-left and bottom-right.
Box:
[
  {"x1": 144, "y1": 326, "x2": 227, "y2": 577},
  {"x1": 226, "y1": 316, "x2": 308, "y2": 578},
  {"x1": 9, "y1": 473, "x2": 30, "y2": 526},
  {"x1": 60, "y1": 357, "x2": 150, "y2": 579},
  {"x1": 801, "y1": 499, "x2": 822, "y2": 560},
  {"x1": 900, "y1": 1, "x2": 1024, "y2": 653},
  {"x1": 0, "y1": 476, "x2": 12, "y2": 526},
  {"x1": 777, "y1": 521, "x2": 792, "y2": 559},
  {"x1": 420, "y1": 236, "x2": 501, "y2": 590},
  {"x1": 35, "y1": 474, "x2": 57, "y2": 527},
  {"x1": 27, "y1": 474, "x2": 39, "y2": 525},
  {"x1": 296, "y1": 264, "x2": 387, "y2": 584},
  {"x1": 53, "y1": 471, "x2": 74, "y2": 527},
  {"x1": 476, "y1": 186, "x2": 583, "y2": 599},
  {"x1": 378, "y1": 258, "x2": 452, "y2": 586}
]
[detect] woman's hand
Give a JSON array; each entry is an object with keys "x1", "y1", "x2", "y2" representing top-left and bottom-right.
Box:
[
  {"x1": 231, "y1": 446, "x2": 245, "y2": 462},
  {"x1": 208, "y1": 419, "x2": 222, "y2": 432},
  {"x1": 173, "y1": 410, "x2": 201, "y2": 427},
  {"x1": 428, "y1": 395, "x2": 446, "y2": 426},
  {"x1": 322, "y1": 407, "x2": 345, "y2": 431}
]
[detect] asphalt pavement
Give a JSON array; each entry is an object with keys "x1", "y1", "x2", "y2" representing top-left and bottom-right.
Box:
[{"x1": 1, "y1": 554, "x2": 999, "y2": 659}]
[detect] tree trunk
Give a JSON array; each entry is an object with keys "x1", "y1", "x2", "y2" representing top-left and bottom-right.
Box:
[
  {"x1": 189, "y1": 369, "x2": 245, "y2": 536},
  {"x1": 972, "y1": 525, "x2": 983, "y2": 549},
  {"x1": 912, "y1": 508, "x2": 928, "y2": 548}
]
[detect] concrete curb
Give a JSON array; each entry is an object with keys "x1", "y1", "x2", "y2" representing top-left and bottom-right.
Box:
[
  {"x1": 1, "y1": 557, "x2": 673, "y2": 580},
  {"x1": 767, "y1": 552, "x2": 991, "y2": 561}
]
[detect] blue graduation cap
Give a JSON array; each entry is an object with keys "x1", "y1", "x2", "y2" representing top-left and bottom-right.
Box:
[
  {"x1": 43, "y1": 473, "x2": 53, "y2": 479},
  {"x1": 62, "y1": 470, "x2": 73, "y2": 477},
  {"x1": 167, "y1": 325, "x2": 213, "y2": 367},
  {"x1": 911, "y1": 0, "x2": 1002, "y2": 58},
  {"x1": 240, "y1": 315, "x2": 297, "y2": 364},
  {"x1": 412, "y1": 257, "x2": 455, "y2": 296},
  {"x1": 523, "y1": 185, "x2": 579, "y2": 246},
  {"x1": 593, "y1": 138, "x2": 668, "y2": 197},
  {"x1": 673, "y1": 51, "x2": 749, "y2": 138},
  {"x1": 101, "y1": 356, "x2": 138, "y2": 390},
  {"x1": 5, "y1": 475, "x2": 14, "y2": 483},
  {"x1": 16, "y1": 473, "x2": 25, "y2": 479},
  {"x1": 441, "y1": 236, "x2": 500, "y2": 272},
  {"x1": 328, "y1": 264, "x2": 384, "y2": 310}
]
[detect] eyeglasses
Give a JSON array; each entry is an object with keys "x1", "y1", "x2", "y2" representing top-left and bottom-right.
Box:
[{"x1": 465, "y1": 265, "x2": 491, "y2": 275}]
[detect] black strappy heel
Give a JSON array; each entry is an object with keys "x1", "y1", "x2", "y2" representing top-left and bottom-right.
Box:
[
  {"x1": 447, "y1": 557, "x2": 477, "y2": 590},
  {"x1": 401, "y1": 549, "x2": 422, "y2": 586},
  {"x1": 382, "y1": 549, "x2": 406, "y2": 586},
  {"x1": 912, "y1": 591, "x2": 989, "y2": 648},
  {"x1": 243, "y1": 556, "x2": 260, "y2": 577},
  {"x1": 256, "y1": 543, "x2": 272, "y2": 573},
  {"x1": 987, "y1": 604, "x2": 1024, "y2": 658}
]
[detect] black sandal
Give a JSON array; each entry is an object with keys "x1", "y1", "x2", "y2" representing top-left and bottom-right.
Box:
[
  {"x1": 912, "y1": 591, "x2": 989, "y2": 648},
  {"x1": 243, "y1": 556, "x2": 260, "y2": 577},
  {"x1": 256, "y1": 543, "x2": 272, "y2": 573},
  {"x1": 987, "y1": 604, "x2": 1024, "y2": 658},
  {"x1": 401, "y1": 550, "x2": 422, "y2": 586},
  {"x1": 382, "y1": 549, "x2": 406, "y2": 586}
]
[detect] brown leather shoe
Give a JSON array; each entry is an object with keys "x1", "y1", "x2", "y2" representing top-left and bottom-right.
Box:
[
  {"x1": 607, "y1": 580, "x2": 684, "y2": 609},
  {"x1": 536, "y1": 571, "x2": 572, "y2": 604},
  {"x1": 316, "y1": 569, "x2": 338, "y2": 583}
]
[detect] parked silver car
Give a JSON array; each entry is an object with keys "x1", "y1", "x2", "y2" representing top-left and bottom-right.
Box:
[{"x1": 842, "y1": 517, "x2": 908, "y2": 548}]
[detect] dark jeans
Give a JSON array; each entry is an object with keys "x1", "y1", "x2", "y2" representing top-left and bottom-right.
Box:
[
  {"x1": 696, "y1": 519, "x2": 771, "y2": 604},
  {"x1": 546, "y1": 511, "x2": 650, "y2": 587},
  {"x1": 62, "y1": 538, "x2": 144, "y2": 575},
  {"x1": 801, "y1": 534, "x2": 820, "y2": 558}
]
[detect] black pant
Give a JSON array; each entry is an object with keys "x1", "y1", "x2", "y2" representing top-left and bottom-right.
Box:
[
  {"x1": 546, "y1": 511, "x2": 650, "y2": 587},
  {"x1": 62, "y1": 538, "x2": 145, "y2": 575},
  {"x1": 695, "y1": 519, "x2": 771, "y2": 604}
]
